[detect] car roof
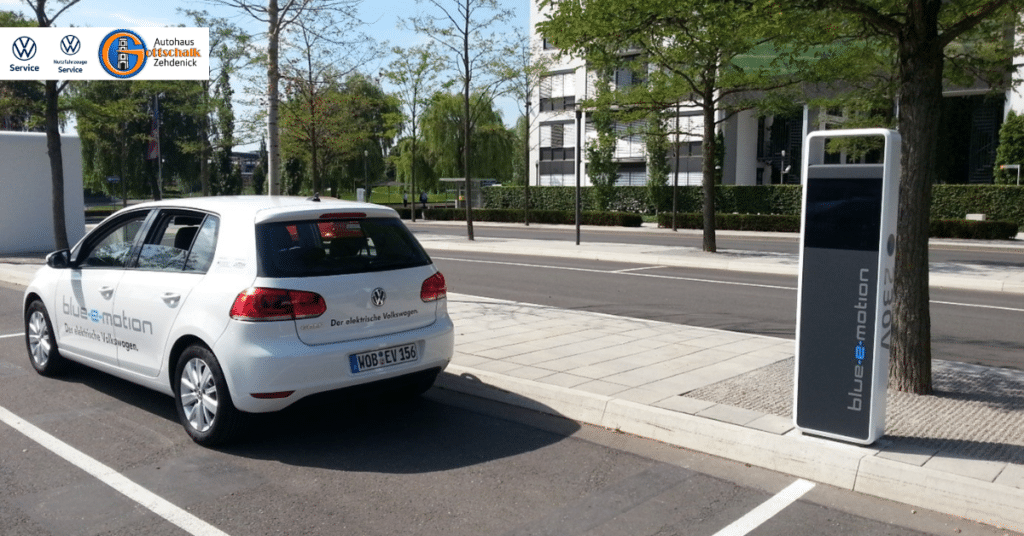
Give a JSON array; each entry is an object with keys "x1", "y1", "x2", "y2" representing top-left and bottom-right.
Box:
[{"x1": 125, "y1": 195, "x2": 398, "y2": 223}]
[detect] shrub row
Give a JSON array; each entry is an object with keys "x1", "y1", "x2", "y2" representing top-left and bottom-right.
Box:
[
  {"x1": 656, "y1": 213, "x2": 801, "y2": 232},
  {"x1": 417, "y1": 208, "x2": 643, "y2": 227},
  {"x1": 487, "y1": 184, "x2": 1024, "y2": 230},
  {"x1": 930, "y1": 220, "x2": 1019, "y2": 240}
]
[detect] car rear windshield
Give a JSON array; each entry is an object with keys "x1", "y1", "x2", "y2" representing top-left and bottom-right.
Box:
[{"x1": 256, "y1": 217, "x2": 432, "y2": 278}]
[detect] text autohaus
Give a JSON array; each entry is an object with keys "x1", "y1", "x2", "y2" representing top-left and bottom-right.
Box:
[{"x1": 148, "y1": 38, "x2": 202, "y2": 67}]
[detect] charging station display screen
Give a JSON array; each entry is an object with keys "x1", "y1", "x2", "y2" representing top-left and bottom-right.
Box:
[{"x1": 796, "y1": 177, "x2": 883, "y2": 440}]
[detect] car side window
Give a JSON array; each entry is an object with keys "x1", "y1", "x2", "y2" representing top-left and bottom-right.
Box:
[
  {"x1": 136, "y1": 211, "x2": 218, "y2": 273},
  {"x1": 184, "y1": 216, "x2": 219, "y2": 273},
  {"x1": 82, "y1": 215, "x2": 148, "y2": 268}
]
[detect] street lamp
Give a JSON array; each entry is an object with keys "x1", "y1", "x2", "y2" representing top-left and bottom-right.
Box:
[
  {"x1": 363, "y1": 149, "x2": 369, "y2": 202},
  {"x1": 575, "y1": 104, "x2": 583, "y2": 246}
]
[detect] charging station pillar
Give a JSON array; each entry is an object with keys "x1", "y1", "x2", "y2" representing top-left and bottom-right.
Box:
[{"x1": 793, "y1": 129, "x2": 900, "y2": 445}]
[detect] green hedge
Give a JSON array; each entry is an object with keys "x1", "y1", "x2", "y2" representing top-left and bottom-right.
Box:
[
  {"x1": 930, "y1": 185, "x2": 1024, "y2": 229},
  {"x1": 421, "y1": 208, "x2": 643, "y2": 227},
  {"x1": 930, "y1": 220, "x2": 1019, "y2": 240},
  {"x1": 484, "y1": 185, "x2": 803, "y2": 215},
  {"x1": 657, "y1": 213, "x2": 801, "y2": 232},
  {"x1": 487, "y1": 184, "x2": 1024, "y2": 230}
]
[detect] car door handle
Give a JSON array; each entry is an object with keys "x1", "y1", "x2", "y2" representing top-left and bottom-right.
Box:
[
  {"x1": 161, "y1": 292, "x2": 181, "y2": 306},
  {"x1": 99, "y1": 286, "x2": 115, "y2": 299}
]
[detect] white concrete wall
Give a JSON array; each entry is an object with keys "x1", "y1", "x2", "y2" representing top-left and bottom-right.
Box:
[
  {"x1": 723, "y1": 110, "x2": 759, "y2": 186},
  {"x1": 0, "y1": 132, "x2": 85, "y2": 254}
]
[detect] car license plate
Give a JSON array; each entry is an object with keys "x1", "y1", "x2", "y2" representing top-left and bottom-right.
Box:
[{"x1": 349, "y1": 343, "x2": 418, "y2": 374}]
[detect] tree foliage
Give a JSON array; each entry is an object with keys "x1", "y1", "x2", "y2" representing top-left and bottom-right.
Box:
[
  {"x1": 995, "y1": 110, "x2": 1024, "y2": 184},
  {"x1": 419, "y1": 92, "x2": 515, "y2": 186}
]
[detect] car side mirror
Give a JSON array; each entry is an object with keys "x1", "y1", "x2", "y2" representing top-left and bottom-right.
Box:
[{"x1": 45, "y1": 249, "x2": 71, "y2": 269}]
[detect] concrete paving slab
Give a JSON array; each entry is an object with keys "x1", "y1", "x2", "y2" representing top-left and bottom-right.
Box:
[
  {"x1": 923, "y1": 452, "x2": 1008, "y2": 482},
  {"x1": 695, "y1": 404, "x2": 766, "y2": 426}
]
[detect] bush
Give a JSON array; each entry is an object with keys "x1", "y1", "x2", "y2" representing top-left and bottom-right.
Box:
[
  {"x1": 929, "y1": 220, "x2": 1019, "y2": 240},
  {"x1": 657, "y1": 213, "x2": 800, "y2": 232},
  {"x1": 421, "y1": 208, "x2": 642, "y2": 227}
]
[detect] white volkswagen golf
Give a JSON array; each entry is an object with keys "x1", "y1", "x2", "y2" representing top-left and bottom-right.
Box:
[{"x1": 23, "y1": 196, "x2": 453, "y2": 446}]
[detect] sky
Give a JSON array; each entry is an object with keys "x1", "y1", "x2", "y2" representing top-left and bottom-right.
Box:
[{"x1": 0, "y1": 0, "x2": 529, "y2": 150}]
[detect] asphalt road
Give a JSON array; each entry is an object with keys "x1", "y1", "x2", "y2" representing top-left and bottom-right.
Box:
[
  {"x1": 407, "y1": 221, "x2": 1024, "y2": 267},
  {"x1": 431, "y1": 252, "x2": 1024, "y2": 371},
  {"x1": 0, "y1": 286, "x2": 1013, "y2": 536}
]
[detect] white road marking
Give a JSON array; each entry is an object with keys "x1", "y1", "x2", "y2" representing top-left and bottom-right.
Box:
[
  {"x1": 931, "y1": 300, "x2": 1024, "y2": 313},
  {"x1": 0, "y1": 405, "x2": 231, "y2": 536},
  {"x1": 611, "y1": 265, "x2": 670, "y2": 273},
  {"x1": 435, "y1": 256, "x2": 1024, "y2": 312},
  {"x1": 433, "y1": 256, "x2": 796, "y2": 291},
  {"x1": 711, "y1": 479, "x2": 815, "y2": 536},
  {"x1": 0, "y1": 333, "x2": 22, "y2": 339}
]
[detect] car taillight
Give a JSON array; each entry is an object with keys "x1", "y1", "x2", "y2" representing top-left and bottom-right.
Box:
[
  {"x1": 421, "y1": 272, "x2": 447, "y2": 302},
  {"x1": 230, "y1": 288, "x2": 326, "y2": 321}
]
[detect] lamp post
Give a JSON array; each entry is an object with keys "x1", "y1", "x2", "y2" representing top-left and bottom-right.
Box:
[
  {"x1": 363, "y1": 149, "x2": 369, "y2": 202},
  {"x1": 575, "y1": 104, "x2": 583, "y2": 246}
]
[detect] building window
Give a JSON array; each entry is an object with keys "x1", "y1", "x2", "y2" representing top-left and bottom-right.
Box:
[
  {"x1": 540, "y1": 71, "x2": 575, "y2": 111},
  {"x1": 540, "y1": 122, "x2": 576, "y2": 161}
]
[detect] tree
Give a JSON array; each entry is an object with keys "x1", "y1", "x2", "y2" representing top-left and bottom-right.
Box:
[
  {"x1": 381, "y1": 44, "x2": 446, "y2": 221},
  {"x1": 791, "y1": 0, "x2": 1024, "y2": 394},
  {"x1": 492, "y1": 28, "x2": 555, "y2": 224},
  {"x1": 205, "y1": 0, "x2": 362, "y2": 195},
  {"x1": 406, "y1": 0, "x2": 515, "y2": 240},
  {"x1": 419, "y1": 92, "x2": 515, "y2": 188},
  {"x1": 644, "y1": 109, "x2": 671, "y2": 214},
  {"x1": 73, "y1": 81, "x2": 204, "y2": 199},
  {"x1": 23, "y1": 0, "x2": 81, "y2": 251},
  {"x1": 539, "y1": 0, "x2": 810, "y2": 252},
  {"x1": 182, "y1": 9, "x2": 253, "y2": 196},
  {"x1": 995, "y1": 110, "x2": 1024, "y2": 184}
]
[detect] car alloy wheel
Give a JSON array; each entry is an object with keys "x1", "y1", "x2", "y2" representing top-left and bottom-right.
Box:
[
  {"x1": 25, "y1": 301, "x2": 65, "y2": 376},
  {"x1": 174, "y1": 344, "x2": 243, "y2": 446},
  {"x1": 179, "y1": 356, "x2": 219, "y2": 434}
]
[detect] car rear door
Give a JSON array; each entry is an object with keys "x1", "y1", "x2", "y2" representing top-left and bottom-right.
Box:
[{"x1": 113, "y1": 210, "x2": 219, "y2": 377}]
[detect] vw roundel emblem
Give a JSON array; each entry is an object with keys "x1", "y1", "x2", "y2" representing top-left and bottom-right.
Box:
[
  {"x1": 61, "y1": 35, "x2": 81, "y2": 56},
  {"x1": 12, "y1": 36, "x2": 36, "y2": 61},
  {"x1": 371, "y1": 287, "x2": 387, "y2": 307}
]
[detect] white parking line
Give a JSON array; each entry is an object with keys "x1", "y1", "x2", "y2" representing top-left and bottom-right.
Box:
[
  {"x1": 611, "y1": 265, "x2": 670, "y2": 273},
  {"x1": 711, "y1": 479, "x2": 815, "y2": 536},
  {"x1": 0, "y1": 405, "x2": 231, "y2": 536},
  {"x1": 0, "y1": 333, "x2": 22, "y2": 339}
]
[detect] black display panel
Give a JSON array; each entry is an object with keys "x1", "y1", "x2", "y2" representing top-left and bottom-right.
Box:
[{"x1": 803, "y1": 178, "x2": 883, "y2": 251}]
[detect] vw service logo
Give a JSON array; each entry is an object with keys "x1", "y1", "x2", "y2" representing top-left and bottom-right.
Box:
[
  {"x1": 12, "y1": 36, "x2": 36, "y2": 61},
  {"x1": 60, "y1": 35, "x2": 81, "y2": 56},
  {"x1": 371, "y1": 288, "x2": 387, "y2": 307},
  {"x1": 98, "y1": 29, "x2": 147, "y2": 78}
]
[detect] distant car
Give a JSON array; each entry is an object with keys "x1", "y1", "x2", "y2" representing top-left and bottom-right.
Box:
[{"x1": 23, "y1": 196, "x2": 453, "y2": 446}]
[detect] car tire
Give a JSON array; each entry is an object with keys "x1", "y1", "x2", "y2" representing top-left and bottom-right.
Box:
[
  {"x1": 173, "y1": 344, "x2": 244, "y2": 446},
  {"x1": 25, "y1": 300, "x2": 67, "y2": 377}
]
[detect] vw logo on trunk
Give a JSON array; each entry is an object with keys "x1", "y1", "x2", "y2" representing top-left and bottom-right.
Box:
[{"x1": 371, "y1": 287, "x2": 387, "y2": 307}]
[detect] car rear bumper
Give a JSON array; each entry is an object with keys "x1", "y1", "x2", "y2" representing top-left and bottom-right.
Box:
[{"x1": 213, "y1": 315, "x2": 454, "y2": 412}]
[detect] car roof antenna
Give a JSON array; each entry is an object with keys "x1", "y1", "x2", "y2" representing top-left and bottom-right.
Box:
[{"x1": 308, "y1": 192, "x2": 321, "y2": 202}]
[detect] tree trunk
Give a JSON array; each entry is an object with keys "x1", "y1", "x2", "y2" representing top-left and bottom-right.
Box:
[
  {"x1": 463, "y1": 19, "x2": 475, "y2": 241},
  {"x1": 45, "y1": 80, "x2": 68, "y2": 251},
  {"x1": 267, "y1": 0, "x2": 281, "y2": 196},
  {"x1": 700, "y1": 77, "x2": 717, "y2": 253},
  {"x1": 889, "y1": 4, "x2": 943, "y2": 395}
]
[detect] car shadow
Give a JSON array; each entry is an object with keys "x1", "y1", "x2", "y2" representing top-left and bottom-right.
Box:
[
  {"x1": 222, "y1": 377, "x2": 582, "y2": 474},
  {"x1": 46, "y1": 361, "x2": 580, "y2": 474}
]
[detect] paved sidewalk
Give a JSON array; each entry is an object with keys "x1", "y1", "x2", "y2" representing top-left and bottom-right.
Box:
[{"x1": 2, "y1": 225, "x2": 1023, "y2": 531}]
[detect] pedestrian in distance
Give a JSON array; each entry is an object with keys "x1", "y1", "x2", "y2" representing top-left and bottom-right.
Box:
[
  {"x1": 403, "y1": 192, "x2": 408, "y2": 208},
  {"x1": 420, "y1": 191, "x2": 428, "y2": 210}
]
